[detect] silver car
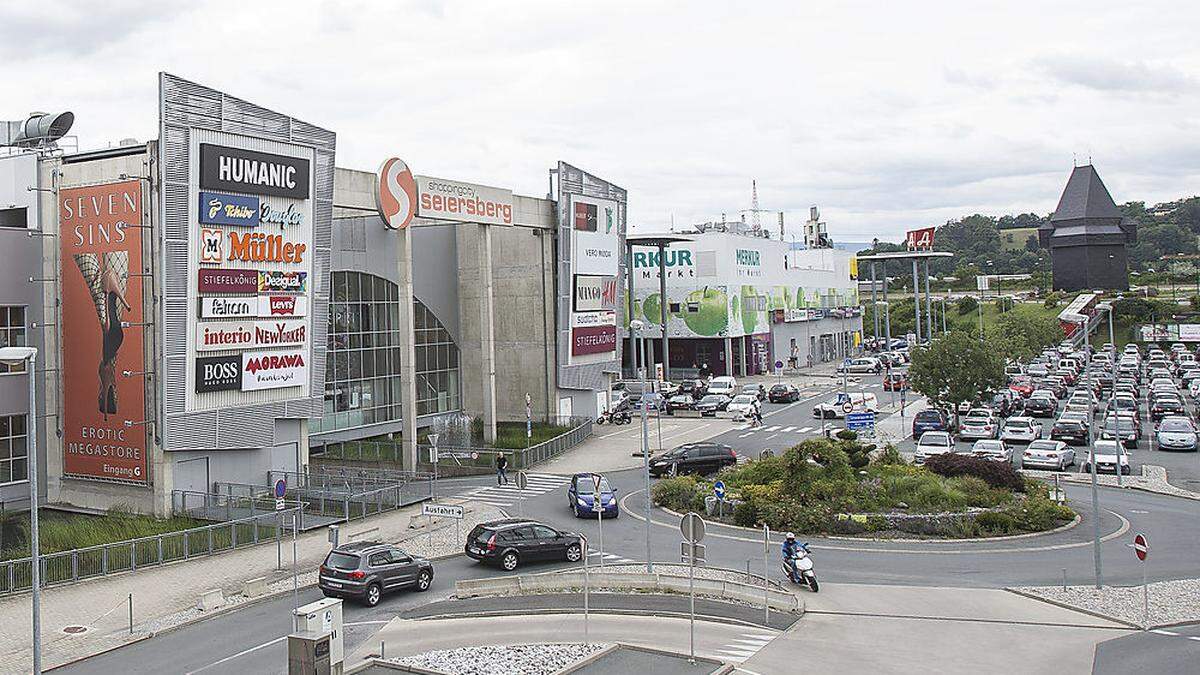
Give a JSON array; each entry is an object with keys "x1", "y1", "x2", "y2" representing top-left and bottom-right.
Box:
[
  {"x1": 971, "y1": 439, "x2": 1013, "y2": 463},
  {"x1": 1022, "y1": 439, "x2": 1075, "y2": 471},
  {"x1": 1000, "y1": 416, "x2": 1042, "y2": 444},
  {"x1": 1155, "y1": 416, "x2": 1198, "y2": 452}
]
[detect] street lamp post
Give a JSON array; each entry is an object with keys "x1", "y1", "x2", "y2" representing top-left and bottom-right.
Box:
[
  {"x1": 630, "y1": 320, "x2": 653, "y2": 572},
  {"x1": 0, "y1": 347, "x2": 39, "y2": 674}
]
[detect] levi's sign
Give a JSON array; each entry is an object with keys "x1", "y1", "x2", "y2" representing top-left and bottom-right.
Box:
[
  {"x1": 242, "y1": 350, "x2": 307, "y2": 391},
  {"x1": 196, "y1": 319, "x2": 307, "y2": 351},
  {"x1": 199, "y1": 144, "x2": 310, "y2": 199},
  {"x1": 195, "y1": 354, "x2": 242, "y2": 393},
  {"x1": 200, "y1": 296, "x2": 309, "y2": 319}
]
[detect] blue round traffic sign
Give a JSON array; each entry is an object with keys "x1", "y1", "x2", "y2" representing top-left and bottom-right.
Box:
[
  {"x1": 274, "y1": 478, "x2": 287, "y2": 498},
  {"x1": 713, "y1": 480, "x2": 726, "y2": 499}
]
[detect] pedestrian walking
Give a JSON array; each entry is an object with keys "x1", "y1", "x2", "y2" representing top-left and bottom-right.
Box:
[{"x1": 496, "y1": 453, "x2": 509, "y2": 485}]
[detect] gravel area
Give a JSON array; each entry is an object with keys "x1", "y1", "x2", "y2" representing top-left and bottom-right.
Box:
[
  {"x1": 1015, "y1": 579, "x2": 1200, "y2": 627},
  {"x1": 577, "y1": 563, "x2": 782, "y2": 589},
  {"x1": 1023, "y1": 465, "x2": 1200, "y2": 501},
  {"x1": 392, "y1": 643, "x2": 607, "y2": 675}
]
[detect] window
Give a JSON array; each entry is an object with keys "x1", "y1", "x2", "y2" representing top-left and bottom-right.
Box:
[
  {"x1": 533, "y1": 525, "x2": 558, "y2": 540},
  {"x1": 0, "y1": 414, "x2": 28, "y2": 485},
  {"x1": 0, "y1": 207, "x2": 28, "y2": 229},
  {"x1": 317, "y1": 272, "x2": 460, "y2": 434},
  {"x1": 368, "y1": 552, "x2": 391, "y2": 567},
  {"x1": 0, "y1": 307, "x2": 26, "y2": 374}
]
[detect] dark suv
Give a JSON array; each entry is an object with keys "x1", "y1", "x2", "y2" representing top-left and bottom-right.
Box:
[
  {"x1": 768, "y1": 383, "x2": 800, "y2": 403},
  {"x1": 465, "y1": 519, "x2": 583, "y2": 572},
  {"x1": 318, "y1": 542, "x2": 433, "y2": 606},
  {"x1": 648, "y1": 443, "x2": 738, "y2": 477}
]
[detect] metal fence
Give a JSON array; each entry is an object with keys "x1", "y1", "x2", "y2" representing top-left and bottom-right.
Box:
[
  {"x1": 0, "y1": 507, "x2": 302, "y2": 597},
  {"x1": 312, "y1": 417, "x2": 593, "y2": 476},
  {"x1": 214, "y1": 468, "x2": 433, "y2": 525}
]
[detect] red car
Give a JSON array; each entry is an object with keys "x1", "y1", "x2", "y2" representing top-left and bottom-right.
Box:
[
  {"x1": 1008, "y1": 377, "x2": 1034, "y2": 398},
  {"x1": 883, "y1": 372, "x2": 908, "y2": 391}
]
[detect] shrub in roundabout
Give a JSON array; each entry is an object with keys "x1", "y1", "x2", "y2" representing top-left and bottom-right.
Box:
[{"x1": 922, "y1": 453, "x2": 1025, "y2": 492}]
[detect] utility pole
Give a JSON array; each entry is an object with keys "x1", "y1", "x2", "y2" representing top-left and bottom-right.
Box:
[{"x1": 1085, "y1": 312, "x2": 1102, "y2": 589}]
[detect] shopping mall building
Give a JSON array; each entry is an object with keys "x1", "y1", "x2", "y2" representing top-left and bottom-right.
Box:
[{"x1": 0, "y1": 73, "x2": 855, "y2": 516}]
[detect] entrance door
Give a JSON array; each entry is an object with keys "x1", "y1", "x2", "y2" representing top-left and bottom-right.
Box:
[
  {"x1": 271, "y1": 442, "x2": 300, "y2": 477},
  {"x1": 557, "y1": 397, "x2": 573, "y2": 425}
]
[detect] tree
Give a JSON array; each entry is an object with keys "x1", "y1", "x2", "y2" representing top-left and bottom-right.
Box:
[
  {"x1": 908, "y1": 332, "x2": 1007, "y2": 413},
  {"x1": 956, "y1": 296, "x2": 978, "y2": 315},
  {"x1": 990, "y1": 308, "x2": 1062, "y2": 361}
]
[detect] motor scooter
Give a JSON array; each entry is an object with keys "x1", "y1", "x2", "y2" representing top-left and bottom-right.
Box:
[
  {"x1": 781, "y1": 545, "x2": 819, "y2": 592},
  {"x1": 597, "y1": 409, "x2": 632, "y2": 425}
]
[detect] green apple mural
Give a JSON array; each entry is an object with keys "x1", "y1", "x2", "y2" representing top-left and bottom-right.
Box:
[
  {"x1": 641, "y1": 293, "x2": 662, "y2": 322},
  {"x1": 682, "y1": 287, "x2": 728, "y2": 336},
  {"x1": 740, "y1": 285, "x2": 758, "y2": 333}
]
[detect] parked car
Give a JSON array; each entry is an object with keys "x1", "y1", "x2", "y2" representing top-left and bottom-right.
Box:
[
  {"x1": 990, "y1": 390, "x2": 1018, "y2": 417},
  {"x1": 1150, "y1": 395, "x2": 1186, "y2": 422},
  {"x1": 677, "y1": 379, "x2": 708, "y2": 400},
  {"x1": 740, "y1": 384, "x2": 767, "y2": 401},
  {"x1": 912, "y1": 408, "x2": 950, "y2": 438},
  {"x1": 882, "y1": 371, "x2": 908, "y2": 392},
  {"x1": 1154, "y1": 416, "x2": 1198, "y2": 452},
  {"x1": 694, "y1": 394, "x2": 731, "y2": 416},
  {"x1": 706, "y1": 376, "x2": 738, "y2": 396},
  {"x1": 1100, "y1": 415, "x2": 1140, "y2": 448},
  {"x1": 1008, "y1": 376, "x2": 1034, "y2": 398},
  {"x1": 667, "y1": 392, "x2": 696, "y2": 410},
  {"x1": 958, "y1": 409, "x2": 999, "y2": 440},
  {"x1": 837, "y1": 357, "x2": 883, "y2": 374},
  {"x1": 768, "y1": 383, "x2": 800, "y2": 403},
  {"x1": 813, "y1": 392, "x2": 878, "y2": 419},
  {"x1": 648, "y1": 443, "x2": 738, "y2": 477},
  {"x1": 465, "y1": 519, "x2": 583, "y2": 571},
  {"x1": 319, "y1": 542, "x2": 433, "y2": 606},
  {"x1": 1023, "y1": 395, "x2": 1057, "y2": 418},
  {"x1": 1050, "y1": 418, "x2": 1090, "y2": 446},
  {"x1": 1000, "y1": 416, "x2": 1042, "y2": 444},
  {"x1": 914, "y1": 431, "x2": 956, "y2": 465},
  {"x1": 971, "y1": 439, "x2": 1013, "y2": 463},
  {"x1": 567, "y1": 473, "x2": 618, "y2": 518},
  {"x1": 1081, "y1": 441, "x2": 1131, "y2": 475},
  {"x1": 1021, "y1": 439, "x2": 1075, "y2": 471}
]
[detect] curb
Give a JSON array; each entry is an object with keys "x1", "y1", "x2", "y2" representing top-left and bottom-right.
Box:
[
  {"x1": 408, "y1": 603, "x2": 793, "y2": 630},
  {"x1": 1003, "y1": 588, "x2": 1142, "y2": 630}
]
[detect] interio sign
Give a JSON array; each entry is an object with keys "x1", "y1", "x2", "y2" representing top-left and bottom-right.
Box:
[{"x1": 196, "y1": 319, "x2": 307, "y2": 351}]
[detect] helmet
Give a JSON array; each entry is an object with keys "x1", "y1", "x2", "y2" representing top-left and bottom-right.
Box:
[{"x1": 786, "y1": 532, "x2": 795, "y2": 540}]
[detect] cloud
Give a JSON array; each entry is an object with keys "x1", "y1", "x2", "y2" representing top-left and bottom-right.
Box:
[
  {"x1": 0, "y1": 1, "x2": 178, "y2": 57},
  {"x1": 1034, "y1": 54, "x2": 1196, "y2": 94}
]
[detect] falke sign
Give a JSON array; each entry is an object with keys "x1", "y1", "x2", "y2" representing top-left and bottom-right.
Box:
[
  {"x1": 199, "y1": 191, "x2": 260, "y2": 226},
  {"x1": 199, "y1": 144, "x2": 310, "y2": 199},
  {"x1": 242, "y1": 350, "x2": 307, "y2": 391},
  {"x1": 199, "y1": 295, "x2": 309, "y2": 319},
  {"x1": 196, "y1": 319, "x2": 307, "y2": 351},
  {"x1": 571, "y1": 324, "x2": 617, "y2": 356},
  {"x1": 198, "y1": 268, "x2": 258, "y2": 293},
  {"x1": 195, "y1": 354, "x2": 242, "y2": 394}
]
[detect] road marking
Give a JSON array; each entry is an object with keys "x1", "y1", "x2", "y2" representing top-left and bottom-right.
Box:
[
  {"x1": 766, "y1": 433, "x2": 779, "y2": 440},
  {"x1": 738, "y1": 432, "x2": 753, "y2": 438},
  {"x1": 187, "y1": 636, "x2": 287, "y2": 674},
  {"x1": 798, "y1": 426, "x2": 813, "y2": 433},
  {"x1": 782, "y1": 426, "x2": 797, "y2": 432},
  {"x1": 344, "y1": 620, "x2": 392, "y2": 627},
  {"x1": 1152, "y1": 629, "x2": 1179, "y2": 636}
]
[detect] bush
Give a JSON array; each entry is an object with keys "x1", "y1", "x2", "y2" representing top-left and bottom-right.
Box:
[
  {"x1": 1001, "y1": 494, "x2": 1074, "y2": 531},
  {"x1": 923, "y1": 453, "x2": 1025, "y2": 492},
  {"x1": 957, "y1": 296, "x2": 978, "y2": 315},
  {"x1": 733, "y1": 501, "x2": 758, "y2": 527},
  {"x1": 835, "y1": 429, "x2": 858, "y2": 441},
  {"x1": 994, "y1": 296, "x2": 1014, "y2": 313},
  {"x1": 975, "y1": 510, "x2": 1018, "y2": 535},
  {"x1": 651, "y1": 475, "x2": 705, "y2": 513},
  {"x1": 1043, "y1": 292, "x2": 1063, "y2": 309},
  {"x1": 873, "y1": 445, "x2": 904, "y2": 466}
]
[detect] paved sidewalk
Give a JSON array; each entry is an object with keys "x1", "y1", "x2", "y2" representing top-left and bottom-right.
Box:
[{"x1": 0, "y1": 499, "x2": 495, "y2": 674}]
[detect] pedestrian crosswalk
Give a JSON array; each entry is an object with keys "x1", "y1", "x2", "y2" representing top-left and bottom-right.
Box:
[
  {"x1": 454, "y1": 472, "x2": 570, "y2": 508},
  {"x1": 736, "y1": 424, "x2": 817, "y2": 438},
  {"x1": 586, "y1": 548, "x2": 636, "y2": 565},
  {"x1": 709, "y1": 630, "x2": 778, "y2": 662}
]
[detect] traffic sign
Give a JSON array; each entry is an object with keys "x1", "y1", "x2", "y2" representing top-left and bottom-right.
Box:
[
  {"x1": 422, "y1": 503, "x2": 464, "y2": 519},
  {"x1": 680, "y1": 512, "x2": 705, "y2": 543},
  {"x1": 1133, "y1": 533, "x2": 1149, "y2": 561},
  {"x1": 516, "y1": 471, "x2": 529, "y2": 491},
  {"x1": 846, "y1": 411, "x2": 876, "y2": 432},
  {"x1": 591, "y1": 473, "x2": 603, "y2": 493},
  {"x1": 774, "y1": 359, "x2": 784, "y2": 370},
  {"x1": 274, "y1": 478, "x2": 287, "y2": 499},
  {"x1": 841, "y1": 402, "x2": 854, "y2": 414},
  {"x1": 760, "y1": 449, "x2": 774, "y2": 459},
  {"x1": 680, "y1": 541, "x2": 706, "y2": 565},
  {"x1": 713, "y1": 480, "x2": 726, "y2": 501},
  {"x1": 275, "y1": 498, "x2": 285, "y2": 511}
]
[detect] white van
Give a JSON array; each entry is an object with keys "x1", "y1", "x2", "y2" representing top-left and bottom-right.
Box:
[
  {"x1": 813, "y1": 392, "x2": 879, "y2": 419},
  {"x1": 707, "y1": 376, "x2": 738, "y2": 396}
]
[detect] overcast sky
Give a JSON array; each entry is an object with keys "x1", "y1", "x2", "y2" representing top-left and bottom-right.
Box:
[{"x1": 3, "y1": 0, "x2": 1197, "y2": 241}]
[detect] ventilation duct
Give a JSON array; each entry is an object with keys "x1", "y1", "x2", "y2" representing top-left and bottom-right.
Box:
[{"x1": 1, "y1": 112, "x2": 74, "y2": 148}]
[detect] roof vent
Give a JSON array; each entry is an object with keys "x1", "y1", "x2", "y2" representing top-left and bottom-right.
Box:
[{"x1": 1, "y1": 112, "x2": 75, "y2": 149}]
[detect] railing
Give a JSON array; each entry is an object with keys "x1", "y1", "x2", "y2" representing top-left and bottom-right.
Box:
[
  {"x1": 214, "y1": 469, "x2": 433, "y2": 525},
  {"x1": 0, "y1": 507, "x2": 302, "y2": 597}
]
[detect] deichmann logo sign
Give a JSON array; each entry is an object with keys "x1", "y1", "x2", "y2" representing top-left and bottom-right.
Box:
[
  {"x1": 573, "y1": 275, "x2": 617, "y2": 312},
  {"x1": 199, "y1": 143, "x2": 311, "y2": 199},
  {"x1": 195, "y1": 354, "x2": 242, "y2": 393},
  {"x1": 196, "y1": 319, "x2": 307, "y2": 351},
  {"x1": 416, "y1": 176, "x2": 513, "y2": 226},
  {"x1": 242, "y1": 350, "x2": 307, "y2": 391},
  {"x1": 199, "y1": 295, "x2": 309, "y2": 319},
  {"x1": 377, "y1": 157, "x2": 418, "y2": 230}
]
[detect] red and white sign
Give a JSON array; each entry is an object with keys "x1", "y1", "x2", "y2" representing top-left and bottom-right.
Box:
[
  {"x1": 377, "y1": 157, "x2": 418, "y2": 230},
  {"x1": 242, "y1": 350, "x2": 308, "y2": 391},
  {"x1": 196, "y1": 319, "x2": 307, "y2": 351},
  {"x1": 200, "y1": 228, "x2": 223, "y2": 263},
  {"x1": 905, "y1": 227, "x2": 935, "y2": 251},
  {"x1": 571, "y1": 311, "x2": 617, "y2": 328},
  {"x1": 571, "y1": 324, "x2": 617, "y2": 356},
  {"x1": 1133, "y1": 533, "x2": 1149, "y2": 561},
  {"x1": 200, "y1": 296, "x2": 309, "y2": 319},
  {"x1": 416, "y1": 175, "x2": 513, "y2": 226}
]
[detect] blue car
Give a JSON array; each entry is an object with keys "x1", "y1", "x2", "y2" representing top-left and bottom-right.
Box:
[
  {"x1": 912, "y1": 409, "x2": 949, "y2": 439},
  {"x1": 567, "y1": 473, "x2": 619, "y2": 518}
]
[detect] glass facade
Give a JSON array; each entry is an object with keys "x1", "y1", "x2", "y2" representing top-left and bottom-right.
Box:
[
  {"x1": 317, "y1": 272, "x2": 460, "y2": 434},
  {"x1": 0, "y1": 414, "x2": 27, "y2": 485},
  {"x1": 0, "y1": 306, "x2": 27, "y2": 374}
]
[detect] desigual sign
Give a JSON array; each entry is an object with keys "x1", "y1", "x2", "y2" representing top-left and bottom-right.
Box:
[
  {"x1": 196, "y1": 319, "x2": 307, "y2": 351},
  {"x1": 195, "y1": 354, "x2": 242, "y2": 393},
  {"x1": 242, "y1": 350, "x2": 307, "y2": 391},
  {"x1": 199, "y1": 143, "x2": 311, "y2": 199},
  {"x1": 199, "y1": 295, "x2": 308, "y2": 319},
  {"x1": 258, "y1": 270, "x2": 307, "y2": 293}
]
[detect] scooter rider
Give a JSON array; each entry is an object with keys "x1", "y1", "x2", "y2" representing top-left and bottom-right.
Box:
[{"x1": 781, "y1": 532, "x2": 808, "y2": 581}]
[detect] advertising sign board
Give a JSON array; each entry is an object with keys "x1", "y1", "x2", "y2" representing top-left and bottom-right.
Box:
[
  {"x1": 573, "y1": 274, "x2": 618, "y2": 312},
  {"x1": 200, "y1": 295, "x2": 308, "y2": 319},
  {"x1": 198, "y1": 268, "x2": 259, "y2": 293},
  {"x1": 571, "y1": 325, "x2": 617, "y2": 356},
  {"x1": 241, "y1": 350, "x2": 308, "y2": 391},
  {"x1": 416, "y1": 175, "x2": 513, "y2": 226},
  {"x1": 199, "y1": 143, "x2": 311, "y2": 199},
  {"x1": 195, "y1": 354, "x2": 242, "y2": 393},
  {"x1": 905, "y1": 227, "x2": 935, "y2": 251},
  {"x1": 198, "y1": 191, "x2": 260, "y2": 227},
  {"x1": 376, "y1": 157, "x2": 418, "y2": 230},
  {"x1": 571, "y1": 194, "x2": 620, "y2": 275},
  {"x1": 59, "y1": 180, "x2": 148, "y2": 484}
]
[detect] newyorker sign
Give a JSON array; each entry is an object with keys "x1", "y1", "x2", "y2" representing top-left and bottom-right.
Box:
[
  {"x1": 199, "y1": 144, "x2": 310, "y2": 199},
  {"x1": 196, "y1": 319, "x2": 307, "y2": 351}
]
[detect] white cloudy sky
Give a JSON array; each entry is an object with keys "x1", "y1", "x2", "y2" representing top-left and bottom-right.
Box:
[{"x1": 2, "y1": 0, "x2": 1197, "y2": 241}]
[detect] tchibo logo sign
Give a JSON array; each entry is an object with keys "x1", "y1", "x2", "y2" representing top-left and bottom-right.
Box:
[{"x1": 195, "y1": 354, "x2": 241, "y2": 393}]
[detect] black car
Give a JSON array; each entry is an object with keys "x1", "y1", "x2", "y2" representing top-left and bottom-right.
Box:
[
  {"x1": 1150, "y1": 396, "x2": 1186, "y2": 422},
  {"x1": 649, "y1": 443, "x2": 738, "y2": 477},
  {"x1": 768, "y1": 383, "x2": 800, "y2": 403},
  {"x1": 465, "y1": 519, "x2": 583, "y2": 572},
  {"x1": 678, "y1": 379, "x2": 708, "y2": 400},
  {"x1": 319, "y1": 542, "x2": 433, "y2": 606},
  {"x1": 1024, "y1": 396, "x2": 1057, "y2": 418},
  {"x1": 1050, "y1": 419, "x2": 1089, "y2": 446}
]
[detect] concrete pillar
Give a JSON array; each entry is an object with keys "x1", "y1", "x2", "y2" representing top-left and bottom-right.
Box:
[
  {"x1": 870, "y1": 262, "x2": 879, "y2": 344},
  {"x1": 723, "y1": 336, "x2": 733, "y2": 377},
  {"x1": 657, "y1": 243, "x2": 669, "y2": 382},
  {"x1": 924, "y1": 258, "x2": 933, "y2": 342},
  {"x1": 477, "y1": 224, "x2": 497, "y2": 444},
  {"x1": 626, "y1": 241, "x2": 636, "y2": 378},
  {"x1": 911, "y1": 258, "x2": 921, "y2": 344},
  {"x1": 739, "y1": 337, "x2": 748, "y2": 377},
  {"x1": 396, "y1": 227, "x2": 419, "y2": 470}
]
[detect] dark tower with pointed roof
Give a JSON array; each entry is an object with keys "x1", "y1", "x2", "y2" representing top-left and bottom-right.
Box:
[{"x1": 1037, "y1": 165, "x2": 1136, "y2": 291}]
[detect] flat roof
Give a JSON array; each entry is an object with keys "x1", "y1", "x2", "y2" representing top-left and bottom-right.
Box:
[
  {"x1": 627, "y1": 234, "x2": 693, "y2": 246},
  {"x1": 856, "y1": 251, "x2": 954, "y2": 261}
]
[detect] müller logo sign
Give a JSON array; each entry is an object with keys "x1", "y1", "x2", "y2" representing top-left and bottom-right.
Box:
[{"x1": 199, "y1": 144, "x2": 311, "y2": 199}]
